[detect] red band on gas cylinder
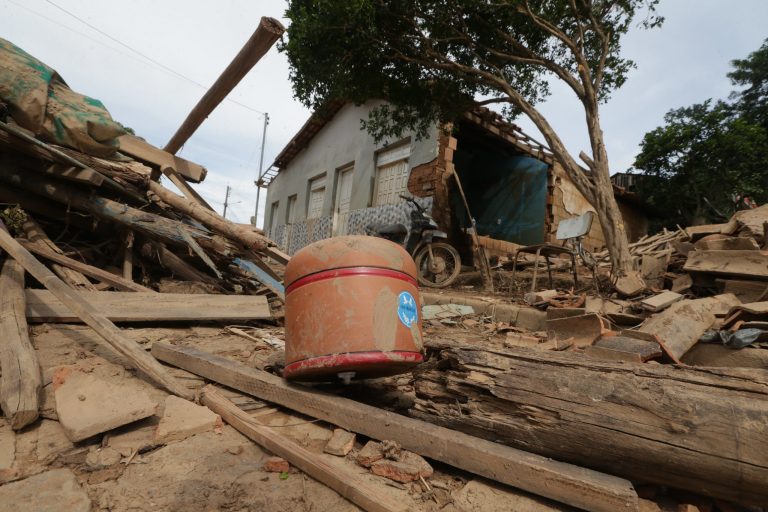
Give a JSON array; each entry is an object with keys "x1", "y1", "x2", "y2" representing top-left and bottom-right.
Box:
[
  {"x1": 285, "y1": 266, "x2": 417, "y2": 295},
  {"x1": 283, "y1": 350, "x2": 424, "y2": 378}
]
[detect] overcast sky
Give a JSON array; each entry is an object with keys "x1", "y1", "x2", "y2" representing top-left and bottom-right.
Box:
[{"x1": 2, "y1": 0, "x2": 767, "y2": 225}]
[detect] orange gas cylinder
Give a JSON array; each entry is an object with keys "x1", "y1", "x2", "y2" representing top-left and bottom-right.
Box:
[{"x1": 283, "y1": 235, "x2": 424, "y2": 381}]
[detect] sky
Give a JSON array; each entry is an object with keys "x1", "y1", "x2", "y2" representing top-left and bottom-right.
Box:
[{"x1": 2, "y1": 0, "x2": 767, "y2": 225}]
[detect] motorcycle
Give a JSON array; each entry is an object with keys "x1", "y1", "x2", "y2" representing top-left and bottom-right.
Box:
[{"x1": 366, "y1": 195, "x2": 461, "y2": 288}]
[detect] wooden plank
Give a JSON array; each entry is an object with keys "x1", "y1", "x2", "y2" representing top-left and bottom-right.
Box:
[
  {"x1": 0, "y1": 228, "x2": 192, "y2": 400},
  {"x1": 25, "y1": 290, "x2": 272, "y2": 323},
  {"x1": 152, "y1": 343, "x2": 640, "y2": 512},
  {"x1": 695, "y1": 237, "x2": 760, "y2": 251},
  {"x1": 684, "y1": 250, "x2": 768, "y2": 279},
  {"x1": 684, "y1": 223, "x2": 728, "y2": 240},
  {"x1": 0, "y1": 259, "x2": 41, "y2": 429},
  {"x1": 117, "y1": 134, "x2": 207, "y2": 182},
  {"x1": 639, "y1": 291, "x2": 683, "y2": 312},
  {"x1": 20, "y1": 241, "x2": 153, "y2": 293},
  {"x1": 638, "y1": 294, "x2": 741, "y2": 360},
  {"x1": 201, "y1": 386, "x2": 407, "y2": 512}
]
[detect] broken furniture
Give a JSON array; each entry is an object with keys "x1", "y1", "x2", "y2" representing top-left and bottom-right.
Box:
[{"x1": 511, "y1": 211, "x2": 594, "y2": 291}]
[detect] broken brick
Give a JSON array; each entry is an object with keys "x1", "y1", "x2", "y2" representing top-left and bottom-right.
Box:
[
  {"x1": 370, "y1": 451, "x2": 433, "y2": 483},
  {"x1": 263, "y1": 456, "x2": 290, "y2": 473},
  {"x1": 323, "y1": 429, "x2": 355, "y2": 457}
]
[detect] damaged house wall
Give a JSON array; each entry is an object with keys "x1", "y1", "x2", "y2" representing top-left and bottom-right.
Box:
[
  {"x1": 265, "y1": 101, "x2": 439, "y2": 254},
  {"x1": 266, "y1": 102, "x2": 649, "y2": 257}
]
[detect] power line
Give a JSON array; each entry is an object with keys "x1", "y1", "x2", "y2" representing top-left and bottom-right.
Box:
[{"x1": 41, "y1": 0, "x2": 267, "y2": 116}]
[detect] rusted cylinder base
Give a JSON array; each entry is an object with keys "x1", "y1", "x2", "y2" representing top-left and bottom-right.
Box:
[{"x1": 283, "y1": 350, "x2": 423, "y2": 381}]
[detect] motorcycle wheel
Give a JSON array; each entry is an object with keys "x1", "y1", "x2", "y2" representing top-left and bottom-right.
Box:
[{"x1": 413, "y1": 242, "x2": 461, "y2": 288}]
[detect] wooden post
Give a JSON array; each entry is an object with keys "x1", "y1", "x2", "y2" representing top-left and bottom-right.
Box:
[
  {"x1": 202, "y1": 386, "x2": 408, "y2": 512},
  {"x1": 0, "y1": 258, "x2": 41, "y2": 429},
  {"x1": 164, "y1": 17, "x2": 285, "y2": 154},
  {"x1": 450, "y1": 169, "x2": 494, "y2": 291},
  {"x1": 0, "y1": 228, "x2": 192, "y2": 399},
  {"x1": 152, "y1": 343, "x2": 640, "y2": 512}
]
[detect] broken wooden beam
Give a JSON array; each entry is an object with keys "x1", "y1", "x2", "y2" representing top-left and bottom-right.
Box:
[
  {"x1": 0, "y1": 228, "x2": 192, "y2": 399},
  {"x1": 152, "y1": 342, "x2": 640, "y2": 512},
  {"x1": 0, "y1": 259, "x2": 41, "y2": 430},
  {"x1": 20, "y1": 241, "x2": 152, "y2": 293},
  {"x1": 25, "y1": 290, "x2": 271, "y2": 323},
  {"x1": 147, "y1": 180, "x2": 271, "y2": 252},
  {"x1": 163, "y1": 17, "x2": 285, "y2": 154},
  {"x1": 0, "y1": 165, "x2": 230, "y2": 256},
  {"x1": 201, "y1": 385, "x2": 407, "y2": 512},
  {"x1": 117, "y1": 134, "x2": 207, "y2": 182},
  {"x1": 413, "y1": 342, "x2": 768, "y2": 507}
]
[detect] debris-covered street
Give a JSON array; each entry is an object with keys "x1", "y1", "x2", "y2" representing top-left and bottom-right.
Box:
[{"x1": 1, "y1": 2, "x2": 767, "y2": 512}]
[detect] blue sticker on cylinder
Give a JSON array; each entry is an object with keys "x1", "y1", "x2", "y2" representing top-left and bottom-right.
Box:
[{"x1": 397, "y1": 291, "x2": 418, "y2": 328}]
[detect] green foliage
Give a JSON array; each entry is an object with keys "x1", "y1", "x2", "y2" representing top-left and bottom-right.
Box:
[
  {"x1": 282, "y1": 0, "x2": 662, "y2": 143},
  {"x1": 634, "y1": 39, "x2": 768, "y2": 227},
  {"x1": 728, "y1": 38, "x2": 768, "y2": 129}
]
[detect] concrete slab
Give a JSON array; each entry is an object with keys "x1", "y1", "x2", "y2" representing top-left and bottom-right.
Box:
[
  {"x1": 154, "y1": 395, "x2": 220, "y2": 444},
  {"x1": 53, "y1": 366, "x2": 158, "y2": 442},
  {"x1": 36, "y1": 420, "x2": 74, "y2": 463},
  {"x1": 0, "y1": 468, "x2": 91, "y2": 512},
  {"x1": 0, "y1": 421, "x2": 15, "y2": 470}
]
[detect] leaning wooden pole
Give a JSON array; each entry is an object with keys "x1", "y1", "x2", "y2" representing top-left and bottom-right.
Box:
[
  {"x1": 0, "y1": 226, "x2": 192, "y2": 400},
  {"x1": 0, "y1": 258, "x2": 42, "y2": 429},
  {"x1": 163, "y1": 17, "x2": 285, "y2": 154}
]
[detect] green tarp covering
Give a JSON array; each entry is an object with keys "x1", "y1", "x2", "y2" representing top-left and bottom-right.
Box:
[{"x1": 0, "y1": 37, "x2": 125, "y2": 157}]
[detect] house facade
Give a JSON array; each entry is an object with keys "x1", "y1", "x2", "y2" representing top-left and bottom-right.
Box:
[{"x1": 264, "y1": 101, "x2": 648, "y2": 259}]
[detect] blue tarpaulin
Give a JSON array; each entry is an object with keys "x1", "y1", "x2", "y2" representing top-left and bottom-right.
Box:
[{"x1": 453, "y1": 146, "x2": 548, "y2": 245}]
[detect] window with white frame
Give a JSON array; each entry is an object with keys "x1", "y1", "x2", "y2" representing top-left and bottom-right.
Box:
[
  {"x1": 307, "y1": 175, "x2": 326, "y2": 219},
  {"x1": 374, "y1": 144, "x2": 411, "y2": 206},
  {"x1": 268, "y1": 201, "x2": 279, "y2": 237},
  {"x1": 286, "y1": 194, "x2": 298, "y2": 224}
]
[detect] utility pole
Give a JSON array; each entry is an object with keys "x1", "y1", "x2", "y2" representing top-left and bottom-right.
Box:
[
  {"x1": 223, "y1": 185, "x2": 232, "y2": 219},
  {"x1": 253, "y1": 112, "x2": 269, "y2": 227}
]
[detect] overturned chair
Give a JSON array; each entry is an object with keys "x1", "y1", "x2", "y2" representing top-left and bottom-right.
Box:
[{"x1": 511, "y1": 211, "x2": 595, "y2": 292}]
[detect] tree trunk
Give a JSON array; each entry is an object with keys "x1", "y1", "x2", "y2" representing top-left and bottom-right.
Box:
[{"x1": 412, "y1": 342, "x2": 768, "y2": 507}]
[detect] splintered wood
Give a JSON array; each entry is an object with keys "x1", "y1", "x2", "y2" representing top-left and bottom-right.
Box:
[{"x1": 413, "y1": 342, "x2": 768, "y2": 507}]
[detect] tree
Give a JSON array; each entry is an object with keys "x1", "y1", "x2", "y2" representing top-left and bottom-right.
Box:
[
  {"x1": 728, "y1": 38, "x2": 768, "y2": 129},
  {"x1": 634, "y1": 39, "x2": 768, "y2": 227},
  {"x1": 634, "y1": 101, "x2": 768, "y2": 226},
  {"x1": 282, "y1": 0, "x2": 663, "y2": 293}
]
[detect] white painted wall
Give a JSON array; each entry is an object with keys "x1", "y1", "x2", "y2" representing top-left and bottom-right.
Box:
[{"x1": 265, "y1": 101, "x2": 439, "y2": 232}]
